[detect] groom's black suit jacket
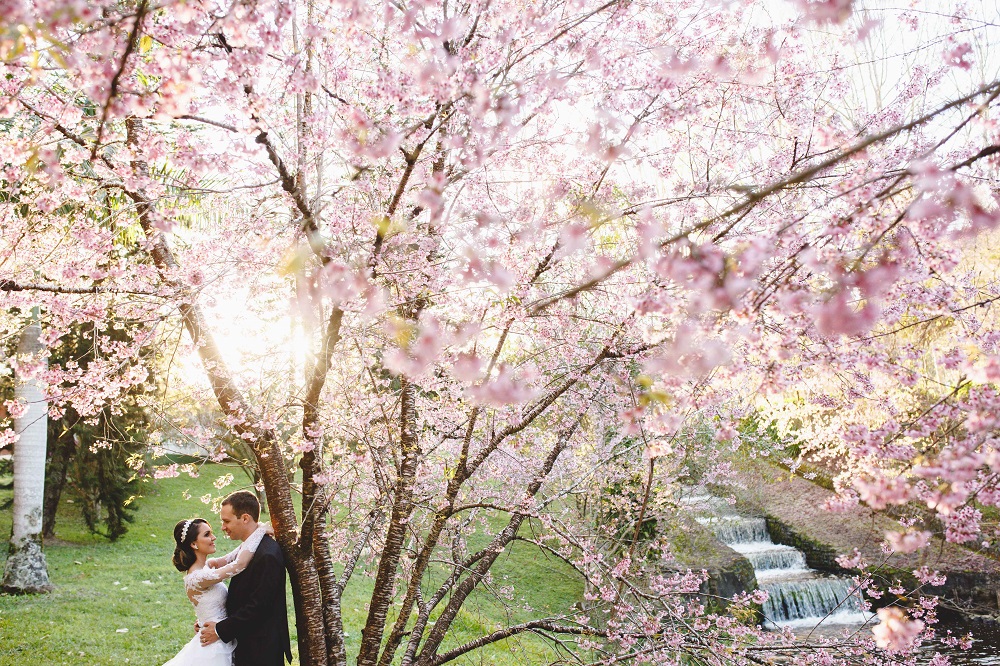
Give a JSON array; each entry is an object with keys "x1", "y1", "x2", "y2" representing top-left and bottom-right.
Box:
[{"x1": 216, "y1": 533, "x2": 292, "y2": 665}]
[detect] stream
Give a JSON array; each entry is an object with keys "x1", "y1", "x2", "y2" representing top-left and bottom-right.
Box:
[{"x1": 699, "y1": 509, "x2": 1000, "y2": 663}]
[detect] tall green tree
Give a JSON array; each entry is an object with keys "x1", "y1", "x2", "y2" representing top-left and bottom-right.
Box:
[{"x1": 41, "y1": 321, "x2": 151, "y2": 541}]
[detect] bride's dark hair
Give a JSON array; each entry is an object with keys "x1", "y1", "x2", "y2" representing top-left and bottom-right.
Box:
[{"x1": 172, "y1": 518, "x2": 208, "y2": 572}]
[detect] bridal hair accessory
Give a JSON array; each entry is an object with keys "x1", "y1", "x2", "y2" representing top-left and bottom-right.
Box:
[{"x1": 180, "y1": 519, "x2": 193, "y2": 543}]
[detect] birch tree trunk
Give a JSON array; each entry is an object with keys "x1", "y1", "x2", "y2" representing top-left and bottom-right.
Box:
[{"x1": 2, "y1": 321, "x2": 53, "y2": 594}]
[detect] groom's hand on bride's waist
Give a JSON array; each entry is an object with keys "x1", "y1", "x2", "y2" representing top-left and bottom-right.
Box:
[{"x1": 200, "y1": 621, "x2": 221, "y2": 646}]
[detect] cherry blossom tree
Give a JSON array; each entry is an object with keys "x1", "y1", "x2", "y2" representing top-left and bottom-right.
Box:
[{"x1": 2, "y1": 0, "x2": 1000, "y2": 664}]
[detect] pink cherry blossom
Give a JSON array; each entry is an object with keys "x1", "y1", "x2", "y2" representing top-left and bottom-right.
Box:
[
  {"x1": 872, "y1": 607, "x2": 924, "y2": 651},
  {"x1": 885, "y1": 530, "x2": 931, "y2": 554}
]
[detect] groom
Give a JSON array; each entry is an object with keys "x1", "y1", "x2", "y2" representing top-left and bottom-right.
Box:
[{"x1": 200, "y1": 490, "x2": 292, "y2": 665}]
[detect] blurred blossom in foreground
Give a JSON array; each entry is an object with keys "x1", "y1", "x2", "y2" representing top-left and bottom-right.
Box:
[{"x1": 872, "y1": 607, "x2": 924, "y2": 651}]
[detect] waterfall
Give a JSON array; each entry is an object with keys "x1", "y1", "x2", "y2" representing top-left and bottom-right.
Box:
[
  {"x1": 738, "y1": 543, "x2": 807, "y2": 574},
  {"x1": 705, "y1": 513, "x2": 872, "y2": 628},
  {"x1": 762, "y1": 577, "x2": 866, "y2": 628},
  {"x1": 704, "y1": 516, "x2": 769, "y2": 544}
]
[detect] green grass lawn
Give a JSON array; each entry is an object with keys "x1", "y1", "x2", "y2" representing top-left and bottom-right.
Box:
[{"x1": 0, "y1": 465, "x2": 582, "y2": 665}]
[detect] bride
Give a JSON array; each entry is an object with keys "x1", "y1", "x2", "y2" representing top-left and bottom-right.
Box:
[{"x1": 164, "y1": 517, "x2": 266, "y2": 666}]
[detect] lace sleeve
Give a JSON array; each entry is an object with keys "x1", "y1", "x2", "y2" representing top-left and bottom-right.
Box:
[
  {"x1": 214, "y1": 548, "x2": 239, "y2": 567},
  {"x1": 213, "y1": 526, "x2": 267, "y2": 566},
  {"x1": 242, "y1": 526, "x2": 266, "y2": 554},
  {"x1": 185, "y1": 527, "x2": 268, "y2": 591}
]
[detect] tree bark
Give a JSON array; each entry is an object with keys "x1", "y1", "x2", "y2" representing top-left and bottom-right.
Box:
[
  {"x1": 3, "y1": 321, "x2": 54, "y2": 594},
  {"x1": 358, "y1": 376, "x2": 420, "y2": 666},
  {"x1": 376, "y1": 408, "x2": 479, "y2": 666},
  {"x1": 42, "y1": 422, "x2": 77, "y2": 539}
]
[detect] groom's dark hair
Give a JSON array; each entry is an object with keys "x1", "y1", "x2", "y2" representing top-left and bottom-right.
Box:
[{"x1": 223, "y1": 490, "x2": 261, "y2": 521}]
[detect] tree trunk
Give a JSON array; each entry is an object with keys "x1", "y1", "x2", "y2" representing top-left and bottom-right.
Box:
[
  {"x1": 255, "y1": 436, "x2": 328, "y2": 666},
  {"x1": 358, "y1": 377, "x2": 420, "y2": 666},
  {"x1": 124, "y1": 115, "x2": 328, "y2": 665},
  {"x1": 42, "y1": 423, "x2": 77, "y2": 539},
  {"x1": 2, "y1": 321, "x2": 53, "y2": 594}
]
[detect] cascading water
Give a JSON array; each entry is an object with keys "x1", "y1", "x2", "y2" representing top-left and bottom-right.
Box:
[
  {"x1": 710, "y1": 516, "x2": 770, "y2": 545},
  {"x1": 700, "y1": 513, "x2": 872, "y2": 628}
]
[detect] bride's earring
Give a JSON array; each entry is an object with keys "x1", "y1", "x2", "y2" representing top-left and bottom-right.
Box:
[{"x1": 193, "y1": 545, "x2": 199, "y2": 550}]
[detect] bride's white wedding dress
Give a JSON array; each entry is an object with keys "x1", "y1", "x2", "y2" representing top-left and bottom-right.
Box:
[{"x1": 163, "y1": 527, "x2": 266, "y2": 666}]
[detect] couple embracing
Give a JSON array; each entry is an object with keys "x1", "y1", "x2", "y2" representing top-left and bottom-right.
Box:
[{"x1": 165, "y1": 490, "x2": 292, "y2": 666}]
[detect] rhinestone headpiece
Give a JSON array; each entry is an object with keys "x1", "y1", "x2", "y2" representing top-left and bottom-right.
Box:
[{"x1": 180, "y1": 519, "x2": 193, "y2": 543}]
